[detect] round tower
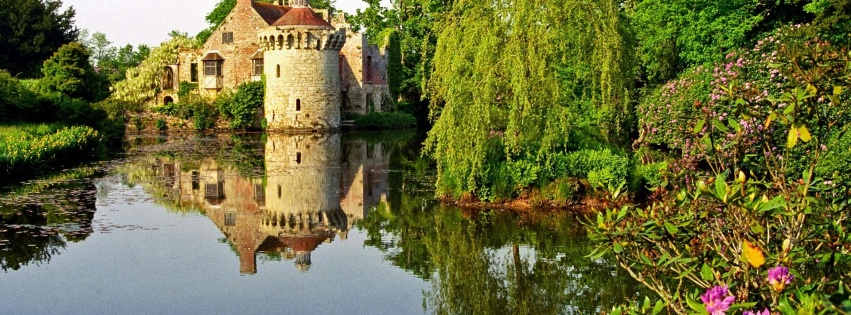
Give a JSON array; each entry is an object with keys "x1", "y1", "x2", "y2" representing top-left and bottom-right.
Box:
[{"x1": 259, "y1": 1, "x2": 346, "y2": 131}]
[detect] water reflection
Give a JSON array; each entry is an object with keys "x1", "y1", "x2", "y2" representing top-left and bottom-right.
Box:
[
  {"x1": 138, "y1": 134, "x2": 390, "y2": 274},
  {"x1": 0, "y1": 132, "x2": 643, "y2": 314},
  {"x1": 0, "y1": 170, "x2": 100, "y2": 271}
]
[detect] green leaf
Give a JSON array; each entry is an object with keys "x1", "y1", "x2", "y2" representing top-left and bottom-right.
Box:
[
  {"x1": 757, "y1": 195, "x2": 786, "y2": 212},
  {"x1": 693, "y1": 119, "x2": 706, "y2": 134},
  {"x1": 640, "y1": 253, "x2": 654, "y2": 266},
  {"x1": 664, "y1": 222, "x2": 678, "y2": 235},
  {"x1": 787, "y1": 127, "x2": 798, "y2": 148},
  {"x1": 700, "y1": 263, "x2": 714, "y2": 282},
  {"x1": 613, "y1": 243, "x2": 623, "y2": 253},
  {"x1": 714, "y1": 173, "x2": 727, "y2": 201},
  {"x1": 834, "y1": 85, "x2": 844, "y2": 96},
  {"x1": 728, "y1": 118, "x2": 742, "y2": 133},
  {"x1": 617, "y1": 206, "x2": 629, "y2": 221},
  {"x1": 711, "y1": 119, "x2": 729, "y2": 132},
  {"x1": 652, "y1": 300, "x2": 665, "y2": 315},
  {"x1": 686, "y1": 295, "x2": 709, "y2": 314}
]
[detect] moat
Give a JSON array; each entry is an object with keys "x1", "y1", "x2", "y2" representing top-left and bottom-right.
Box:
[{"x1": 0, "y1": 132, "x2": 643, "y2": 314}]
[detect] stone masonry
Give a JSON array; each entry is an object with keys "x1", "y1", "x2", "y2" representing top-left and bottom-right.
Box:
[{"x1": 160, "y1": 0, "x2": 391, "y2": 130}]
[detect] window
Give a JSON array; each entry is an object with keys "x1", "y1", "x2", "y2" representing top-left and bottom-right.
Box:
[
  {"x1": 296, "y1": 99, "x2": 301, "y2": 111},
  {"x1": 296, "y1": 152, "x2": 302, "y2": 164},
  {"x1": 366, "y1": 56, "x2": 372, "y2": 83},
  {"x1": 162, "y1": 67, "x2": 174, "y2": 89},
  {"x1": 276, "y1": 64, "x2": 280, "y2": 78},
  {"x1": 190, "y1": 63, "x2": 198, "y2": 82},
  {"x1": 253, "y1": 59, "x2": 263, "y2": 76},
  {"x1": 225, "y1": 212, "x2": 236, "y2": 226},
  {"x1": 204, "y1": 60, "x2": 222, "y2": 76},
  {"x1": 222, "y1": 32, "x2": 234, "y2": 44}
]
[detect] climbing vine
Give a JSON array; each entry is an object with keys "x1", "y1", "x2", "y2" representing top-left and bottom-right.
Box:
[{"x1": 110, "y1": 37, "x2": 197, "y2": 104}]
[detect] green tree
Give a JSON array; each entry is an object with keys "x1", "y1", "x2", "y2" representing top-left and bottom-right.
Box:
[
  {"x1": 40, "y1": 42, "x2": 103, "y2": 101},
  {"x1": 0, "y1": 0, "x2": 78, "y2": 77},
  {"x1": 424, "y1": 0, "x2": 634, "y2": 197}
]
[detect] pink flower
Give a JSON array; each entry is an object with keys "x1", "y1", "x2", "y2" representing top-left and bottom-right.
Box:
[
  {"x1": 768, "y1": 266, "x2": 793, "y2": 292},
  {"x1": 743, "y1": 309, "x2": 770, "y2": 315},
  {"x1": 701, "y1": 285, "x2": 735, "y2": 315}
]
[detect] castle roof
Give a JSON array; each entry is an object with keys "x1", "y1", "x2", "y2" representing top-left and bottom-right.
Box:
[
  {"x1": 252, "y1": 2, "x2": 292, "y2": 25},
  {"x1": 272, "y1": 7, "x2": 334, "y2": 29}
]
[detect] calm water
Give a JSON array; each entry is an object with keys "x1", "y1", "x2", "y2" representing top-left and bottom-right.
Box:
[{"x1": 0, "y1": 132, "x2": 642, "y2": 314}]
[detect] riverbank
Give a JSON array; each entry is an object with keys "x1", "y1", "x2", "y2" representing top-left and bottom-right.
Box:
[{"x1": 0, "y1": 124, "x2": 102, "y2": 182}]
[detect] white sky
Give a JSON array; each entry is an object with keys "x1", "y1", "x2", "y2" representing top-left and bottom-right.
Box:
[{"x1": 61, "y1": 0, "x2": 389, "y2": 47}]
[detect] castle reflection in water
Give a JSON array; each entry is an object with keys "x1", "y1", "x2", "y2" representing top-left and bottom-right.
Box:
[{"x1": 146, "y1": 134, "x2": 389, "y2": 274}]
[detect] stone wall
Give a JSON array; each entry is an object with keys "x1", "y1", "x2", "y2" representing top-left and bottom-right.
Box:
[
  {"x1": 175, "y1": 0, "x2": 268, "y2": 99},
  {"x1": 339, "y1": 32, "x2": 392, "y2": 114},
  {"x1": 261, "y1": 29, "x2": 345, "y2": 131}
]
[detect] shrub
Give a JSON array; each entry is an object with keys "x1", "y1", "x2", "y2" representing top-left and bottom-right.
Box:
[
  {"x1": 0, "y1": 125, "x2": 101, "y2": 179},
  {"x1": 218, "y1": 80, "x2": 263, "y2": 130},
  {"x1": 155, "y1": 119, "x2": 167, "y2": 131},
  {"x1": 545, "y1": 149, "x2": 630, "y2": 188},
  {"x1": 353, "y1": 111, "x2": 417, "y2": 129}
]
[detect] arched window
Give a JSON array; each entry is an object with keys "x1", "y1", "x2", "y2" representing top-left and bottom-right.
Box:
[
  {"x1": 277, "y1": 185, "x2": 282, "y2": 199},
  {"x1": 296, "y1": 152, "x2": 302, "y2": 164},
  {"x1": 296, "y1": 99, "x2": 301, "y2": 111},
  {"x1": 163, "y1": 67, "x2": 174, "y2": 89},
  {"x1": 287, "y1": 34, "x2": 295, "y2": 48},
  {"x1": 276, "y1": 64, "x2": 281, "y2": 78}
]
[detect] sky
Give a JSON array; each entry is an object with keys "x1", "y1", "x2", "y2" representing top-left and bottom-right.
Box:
[{"x1": 60, "y1": 0, "x2": 388, "y2": 47}]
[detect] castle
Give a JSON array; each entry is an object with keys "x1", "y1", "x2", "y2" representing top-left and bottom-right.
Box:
[{"x1": 162, "y1": 0, "x2": 391, "y2": 131}]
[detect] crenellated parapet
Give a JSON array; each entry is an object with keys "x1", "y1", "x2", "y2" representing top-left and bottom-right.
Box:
[{"x1": 259, "y1": 29, "x2": 346, "y2": 51}]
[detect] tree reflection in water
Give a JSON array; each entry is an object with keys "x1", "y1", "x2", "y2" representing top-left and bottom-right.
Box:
[
  {"x1": 117, "y1": 131, "x2": 643, "y2": 313},
  {"x1": 0, "y1": 170, "x2": 99, "y2": 271},
  {"x1": 357, "y1": 134, "x2": 646, "y2": 314}
]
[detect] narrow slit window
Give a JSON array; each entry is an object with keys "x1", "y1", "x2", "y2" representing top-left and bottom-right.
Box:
[{"x1": 296, "y1": 99, "x2": 301, "y2": 111}]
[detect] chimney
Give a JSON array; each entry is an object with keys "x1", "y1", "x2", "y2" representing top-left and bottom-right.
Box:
[{"x1": 237, "y1": 0, "x2": 253, "y2": 7}]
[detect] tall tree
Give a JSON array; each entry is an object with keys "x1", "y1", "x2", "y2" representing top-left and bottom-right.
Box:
[
  {"x1": 0, "y1": 0, "x2": 78, "y2": 77},
  {"x1": 424, "y1": 0, "x2": 634, "y2": 197},
  {"x1": 40, "y1": 42, "x2": 102, "y2": 101}
]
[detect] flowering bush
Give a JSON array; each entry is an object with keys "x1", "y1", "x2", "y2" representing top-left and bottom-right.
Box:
[
  {"x1": 0, "y1": 125, "x2": 100, "y2": 178},
  {"x1": 591, "y1": 25, "x2": 851, "y2": 315}
]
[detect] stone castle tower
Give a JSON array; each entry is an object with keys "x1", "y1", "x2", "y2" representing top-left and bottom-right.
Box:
[{"x1": 259, "y1": 0, "x2": 346, "y2": 131}]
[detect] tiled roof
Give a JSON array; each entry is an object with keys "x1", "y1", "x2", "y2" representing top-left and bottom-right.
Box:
[
  {"x1": 252, "y1": 2, "x2": 291, "y2": 25},
  {"x1": 272, "y1": 7, "x2": 334, "y2": 29}
]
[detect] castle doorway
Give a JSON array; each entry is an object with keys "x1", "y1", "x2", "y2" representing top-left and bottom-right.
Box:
[{"x1": 163, "y1": 96, "x2": 174, "y2": 104}]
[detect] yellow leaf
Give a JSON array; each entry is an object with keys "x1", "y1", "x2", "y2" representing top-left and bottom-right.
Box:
[
  {"x1": 743, "y1": 240, "x2": 765, "y2": 268},
  {"x1": 799, "y1": 125, "x2": 811, "y2": 143},
  {"x1": 787, "y1": 128, "x2": 798, "y2": 149}
]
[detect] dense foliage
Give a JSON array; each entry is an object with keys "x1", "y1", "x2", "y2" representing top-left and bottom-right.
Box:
[
  {"x1": 40, "y1": 42, "x2": 106, "y2": 102},
  {"x1": 589, "y1": 24, "x2": 851, "y2": 314},
  {"x1": 352, "y1": 111, "x2": 416, "y2": 129},
  {"x1": 111, "y1": 37, "x2": 196, "y2": 104},
  {"x1": 0, "y1": 0, "x2": 77, "y2": 77},
  {"x1": 0, "y1": 125, "x2": 100, "y2": 178},
  {"x1": 217, "y1": 80, "x2": 265, "y2": 130},
  {"x1": 423, "y1": 0, "x2": 633, "y2": 199}
]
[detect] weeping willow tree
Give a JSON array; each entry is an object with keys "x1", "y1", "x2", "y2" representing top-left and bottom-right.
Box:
[
  {"x1": 111, "y1": 37, "x2": 197, "y2": 104},
  {"x1": 424, "y1": 0, "x2": 633, "y2": 197}
]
